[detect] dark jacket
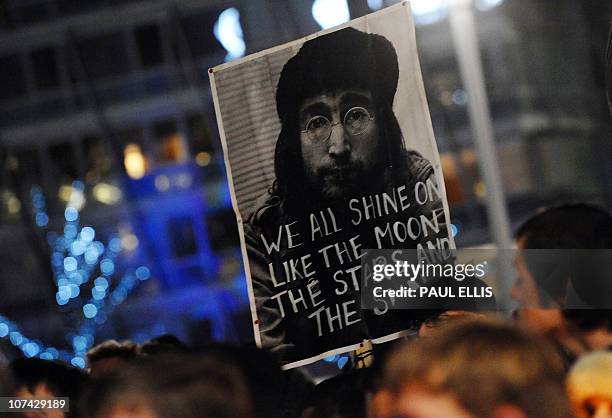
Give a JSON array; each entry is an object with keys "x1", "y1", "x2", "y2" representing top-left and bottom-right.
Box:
[{"x1": 244, "y1": 150, "x2": 448, "y2": 364}]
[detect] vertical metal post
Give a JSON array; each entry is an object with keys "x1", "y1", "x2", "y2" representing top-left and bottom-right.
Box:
[{"x1": 449, "y1": 0, "x2": 514, "y2": 307}]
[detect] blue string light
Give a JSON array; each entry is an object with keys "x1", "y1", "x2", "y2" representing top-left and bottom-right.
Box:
[
  {"x1": 337, "y1": 355, "x2": 349, "y2": 369},
  {"x1": 0, "y1": 183, "x2": 156, "y2": 367},
  {"x1": 31, "y1": 185, "x2": 127, "y2": 311},
  {"x1": 0, "y1": 315, "x2": 71, "y2": 362},
  {"x1": 451, "y1": 223, "x2": 459, "y2": 237}
]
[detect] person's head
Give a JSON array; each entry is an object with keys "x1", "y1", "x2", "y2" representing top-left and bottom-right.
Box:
[
  {"x1": 0, "y1": 365, "x2": 14, "y2": 418},
  {"x1": 301, "y1": 369, "x2": 367, "y2": 418},
  {"x1": 198, "y1": 343, "x2": 286, "y2": 418},
  {"x1": 0, "y1": 363, "x2": 14, "y2": 396},
  {"x1": 562, "y1": 309, "x2": 612, "y2": 341},
  {"x1": 567, "y1": 351, "x2": 612, "y2": 418},
  {"x1": 274, "y1": 27, "x2": 406, "y2": 205},
  {"x1": 382, "y1": 321, "x2": 571, "y2": 418},
  {"x1": 418, "y1": 310, "x2": 488, "y2": 337},
  {"x1": 512, "y1": 203, "x2": 612, "y2": 333},
  {"x1": 86, "y1": 339, "x2": 139, "y2": 378},
  {"x1": 138, "y1": 334, "x2": 188, "y2": 357},
  {"x1": 83, "y1": 354, "x2": 252, "y2": 418},
  {"x1": 10, "y1": 358, "x2": 89, "y2": 418},
  {"x1": 563, "y1": 311, "x2": 612, "y2": 375}
]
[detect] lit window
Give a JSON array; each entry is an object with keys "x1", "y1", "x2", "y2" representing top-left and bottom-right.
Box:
[
  {"x1": 154, "y1": 120, "x2": 188, "y2": 165},
  {"x1": 476, "y1": 0, "x2": 504, "y2": 11},
  {"x1": 214, "y1": 8, "x2": 246, "y2": 62},
  {"x1": 124, "y1": 143, "x2": 147, "y2": 180},
  {"x1": 410, "y1": 0, "x2": 448, "y2": 26},
  {"x1": 368, "y1": 0, "x2": 383, "y2": 11},
  {"x1": 312, "y1": 0, "x2": 350, "y2": 30}
]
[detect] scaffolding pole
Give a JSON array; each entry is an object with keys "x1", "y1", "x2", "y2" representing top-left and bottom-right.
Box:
[{"x1": 449, "y1": 0, "x2": 514, "y2": 308}]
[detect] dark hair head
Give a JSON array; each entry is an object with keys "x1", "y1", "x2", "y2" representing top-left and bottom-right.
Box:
[
  {"x1": 139, "y1": 334, "x2": 188, "y2": 357},
  {"x1": 302, "y1": 369, "x2": 367, "y2": 418},
  {"x1": 515, "y1": 203, "x2": 612, "y2": 307},
  {"x1": 83, "y1": 354, "x2": 252, "y2": 418},
  {"x1": 86, "y1": 340, "x2": 140, "y2": 379},
  {"x1": 86, "y1": 339, "x2": 139, "y2": 364},
  {"x1": 0, "y1": 364, "x2": 15, "y2": 397},
  {"x1": 273, "y1": 27, "x2": 406, "y2": 204},
  {"x1": 10, "y1": 357, "x2": 89, "y2": 418},
  {"x1": 563, "y1": 309, "x2": 611, "y2": 332},
  {"x1": 10, "y1": 358, "x2": 89, "y2": 397},
  {"x1": 515, "y1": 203, "x2": 612, "y2": 249},
  {"x1": 198, "y1": 343, "x2": 286, "y2": 418}
]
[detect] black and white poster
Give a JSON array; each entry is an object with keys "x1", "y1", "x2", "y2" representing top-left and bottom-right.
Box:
[{"x1": 210, "y1": 2, "x2": 454, "y2": 368}]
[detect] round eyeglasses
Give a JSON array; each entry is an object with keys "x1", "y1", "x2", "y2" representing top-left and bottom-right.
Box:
[{"x1": 301, "y1": 107, "x2": 374, "y2": 143}]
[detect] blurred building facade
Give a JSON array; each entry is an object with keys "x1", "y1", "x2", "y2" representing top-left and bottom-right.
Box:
[{"x1": 0, "y1": 0, "x2": 249, "y2": 361}]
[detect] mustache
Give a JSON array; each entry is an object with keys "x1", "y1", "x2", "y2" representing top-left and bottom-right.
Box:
[{"x1": 317, "y1": 162, "x2": 364, "y2": 176}]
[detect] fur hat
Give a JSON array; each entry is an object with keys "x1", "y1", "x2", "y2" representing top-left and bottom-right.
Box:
[{"x1": 276, "y1": 27, "x2": 399, "y2": 125}]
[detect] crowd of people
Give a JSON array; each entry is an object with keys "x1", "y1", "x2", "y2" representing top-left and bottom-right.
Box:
[{"x1": 0, "y1": 203, "x2": 610, "y2": 418}]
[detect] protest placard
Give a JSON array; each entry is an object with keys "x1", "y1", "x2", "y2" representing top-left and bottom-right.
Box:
[{"x1": 210, "y1": 2, "x2": 454, "y2": 368}]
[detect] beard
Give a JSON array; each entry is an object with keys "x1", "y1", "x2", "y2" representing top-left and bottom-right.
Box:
[
  {"x1": 308, "y1": 161, "x2": 383, "y2": 203},
  {"x1": 318, "y1": 166, "x2": 363, "y2": 200}
]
